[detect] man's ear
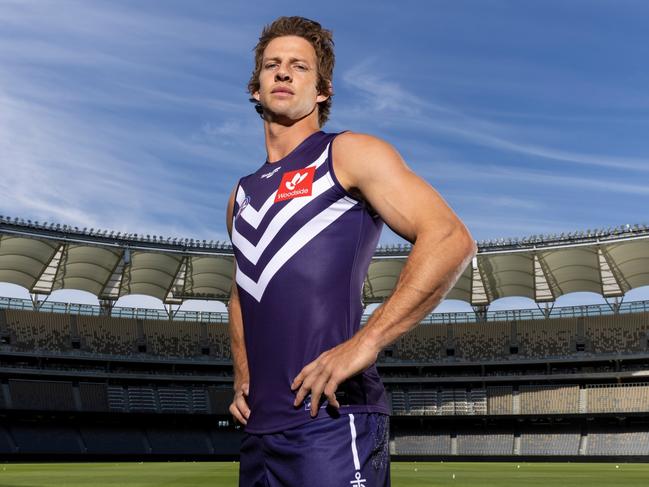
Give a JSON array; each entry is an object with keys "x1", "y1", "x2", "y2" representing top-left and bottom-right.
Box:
[
  {"x1": 316, "y1": 80, "x2": 333, "y2": 103},
  {"x1": 252, "y1": 90, "x2": 261, "y2": 101}
]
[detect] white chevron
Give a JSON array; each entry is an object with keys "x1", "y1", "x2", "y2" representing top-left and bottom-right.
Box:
[
  {"x1": 235, "y1": 196, "x2": 357, "y2": 302},
  {"x1": 235, "y1": 144, "x2": 330, "y2": 229},
  {"x1": 232, "y1": 172, "x2": 336, "y2": 265}
]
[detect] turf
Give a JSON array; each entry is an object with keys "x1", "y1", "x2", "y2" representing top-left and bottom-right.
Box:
[{"x1": 0, "y1": 461, "x2": 647, "y2": 486}]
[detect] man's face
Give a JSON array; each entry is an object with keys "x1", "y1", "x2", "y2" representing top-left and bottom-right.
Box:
[{"x1": 253, "y1": 35, "x2": 328, "y2": 124}]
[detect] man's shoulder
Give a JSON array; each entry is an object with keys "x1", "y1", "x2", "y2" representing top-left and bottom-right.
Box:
[
  {"x1": 331, "y1": 131, "x2": 402, "y2": 184},
  {"x1": 333, "y1": 131, "x2": 391, "y2": 155}
]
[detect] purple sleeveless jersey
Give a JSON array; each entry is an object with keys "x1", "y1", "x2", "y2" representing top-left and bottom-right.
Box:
[{"x1": 231, "y1": 130, "x2": 390, "y2": 434}]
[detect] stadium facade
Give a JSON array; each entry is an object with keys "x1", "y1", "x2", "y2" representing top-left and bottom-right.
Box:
[{"x1": 0, "y1": 215, "x2": 648, "y2": 461}]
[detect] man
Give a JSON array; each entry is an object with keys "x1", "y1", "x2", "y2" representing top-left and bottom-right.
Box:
[{"x1": 226, "y1": 16, "x2": 476, "y2": 486}]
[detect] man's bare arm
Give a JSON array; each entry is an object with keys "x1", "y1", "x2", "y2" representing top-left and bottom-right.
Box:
[
  {"x1": 338, "y1": 133, "x2": 477, "y2": 351},
  {"x1": 291, "y1": 132, "x2": 477, "y2": 417},
  {"x1": 226, "y1": 185, "x2": 251, "y2": 425}
]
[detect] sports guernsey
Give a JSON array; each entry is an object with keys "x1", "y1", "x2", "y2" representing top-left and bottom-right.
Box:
[{"x1": 230, "y1": 130, "x2": 390, "y2": 434}]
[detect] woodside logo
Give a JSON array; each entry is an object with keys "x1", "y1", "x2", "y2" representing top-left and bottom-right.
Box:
[{"x1": 274, "y1": 167, "x2": 316, "y2": 202}]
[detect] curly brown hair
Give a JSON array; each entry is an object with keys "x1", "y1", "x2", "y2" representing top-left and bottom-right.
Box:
[{"x1": 248, "y1": 16, "x2": 335, "y2": 127}]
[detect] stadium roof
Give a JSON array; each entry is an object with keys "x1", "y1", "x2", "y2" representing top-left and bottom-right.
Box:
[{"x1": 1, "y1": 215, "x2": 648, "y2": 307}]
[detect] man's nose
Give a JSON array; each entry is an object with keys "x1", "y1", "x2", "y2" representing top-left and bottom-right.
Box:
[{"x1": 275, "y1": 70, "x2": 291, "y2": 82}]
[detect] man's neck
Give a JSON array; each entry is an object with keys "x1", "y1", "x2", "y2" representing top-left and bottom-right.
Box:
[{"x1": 263, "y1": 118, "x2": 321, "y2": 163}]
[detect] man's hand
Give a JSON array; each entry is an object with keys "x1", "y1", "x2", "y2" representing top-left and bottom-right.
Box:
[
  {"x1": 229, "y1": 382, "x2": 251, "y2": 425},
  {"x1": 291, "y1": 335, "x2": 380, "y2": 418}
]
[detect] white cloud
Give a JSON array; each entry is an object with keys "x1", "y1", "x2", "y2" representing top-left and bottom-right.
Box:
[
  {"x1": 0, "y1": 1, "x2": 264, "y2": 243},
  {"x1": 337, "y1": 60, "x2": 649, "y2": 173}
]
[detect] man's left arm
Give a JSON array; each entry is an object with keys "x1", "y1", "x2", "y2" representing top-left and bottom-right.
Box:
[{"x1": 291, "y1": 132, "x2": 478, "y2": 417}]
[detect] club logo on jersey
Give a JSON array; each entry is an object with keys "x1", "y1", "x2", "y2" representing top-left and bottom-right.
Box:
[
  {"x1": 260, "y1": 166, "x2": 282, "y2": 179},
  {"x1": 349, "y1": 472, "x2": 367, "y2": 487},
  {"x1": 235, "y1": 196, "x2": 250, "y2": 220},
  {"x1": 274, "y1": 166, "x2": 316, "y2": 202}
]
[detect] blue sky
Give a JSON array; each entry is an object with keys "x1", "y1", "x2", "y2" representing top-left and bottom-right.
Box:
[{"x1": 1, "y1": 0, "x2": 648, "y2": 310}]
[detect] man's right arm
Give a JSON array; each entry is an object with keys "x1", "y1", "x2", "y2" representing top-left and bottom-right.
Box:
[{"x1": 226, "y1": 185, "x2": 250, "y2": 426}]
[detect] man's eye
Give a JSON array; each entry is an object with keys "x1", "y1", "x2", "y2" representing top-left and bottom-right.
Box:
[
  {"x1": 295, "y1": 65, "x2": 307, "y2": 71},
  {"x1": 265, "y1": 63, "x2": 277, "y2": 69}
]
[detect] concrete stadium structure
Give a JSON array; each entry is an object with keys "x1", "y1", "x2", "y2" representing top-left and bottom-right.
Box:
[{"x1": 0, "y1": 215, "x2": 648, "y2": 461}]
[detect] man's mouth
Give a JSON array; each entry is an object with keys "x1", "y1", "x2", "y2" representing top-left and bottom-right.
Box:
[{"x1": 272, "y1": 87, "x2": 294, "y2": 95}]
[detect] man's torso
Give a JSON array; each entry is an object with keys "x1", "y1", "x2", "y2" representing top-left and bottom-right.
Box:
[{"x1": 231, "y1": 130, "x2": 389, "y2": 433}]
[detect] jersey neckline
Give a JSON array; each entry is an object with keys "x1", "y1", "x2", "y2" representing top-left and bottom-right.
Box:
[{"x1": 264, "y1": 130, "x2": 324, "y2": 165}]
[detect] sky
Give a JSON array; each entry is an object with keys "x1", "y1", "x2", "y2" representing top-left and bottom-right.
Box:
[{"x1": 1, "y1": 0, "x2": 648, "y2": 311}]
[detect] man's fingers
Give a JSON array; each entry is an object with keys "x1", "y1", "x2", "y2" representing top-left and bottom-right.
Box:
[
  {"x1": 324, "y1": 382, "x2": 340, "y2": 409},
  {"x1": 294, "y1": 364, "x2": 323, "y2": 406},
  {"x1": 229, "y1": 403, "x2": 247, "y2": 425},
  {"x1": 230, "y1": 384, "x2": 251, "y2": 425},
  {"x1": 293, "y1": 378, "x2": 313, "y2": 407},
  {"x1": 308, "y1": 374, "x2": 332, "y2": 417},
  {"x1": 290, "y1": 373, "x2": 303, "y2": 391},
  {"x1": 291, "y1": 360, "x2": 318, "y2": 390},
  {"x1": 235, "y1": 394, "x2": 251, "y2": 419}
]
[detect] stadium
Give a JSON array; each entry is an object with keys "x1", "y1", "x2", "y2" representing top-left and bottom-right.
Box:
[{"x1": 1, "y1": 214, "x2": 649, "y2": 485}]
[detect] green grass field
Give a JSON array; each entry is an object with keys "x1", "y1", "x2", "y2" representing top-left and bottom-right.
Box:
[{"x1": 0, "y1": 461, "x2": 647, "y2": 486}]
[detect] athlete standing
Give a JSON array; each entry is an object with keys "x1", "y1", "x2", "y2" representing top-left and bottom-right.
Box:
[{"x1": 226, "y1": 16, "x2": 477, "y2": 486}]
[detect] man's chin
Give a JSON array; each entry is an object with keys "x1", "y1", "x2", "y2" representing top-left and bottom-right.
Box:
[{"x1": 264, "y1": 109, "x2": 312, "y2": 126}]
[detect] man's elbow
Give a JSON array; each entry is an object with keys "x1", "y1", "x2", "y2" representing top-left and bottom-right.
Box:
[
  {"x1": 463, "y1": 228, "x2": 478, "y2": 260},
  {"x1": 442, "y1": 222, "x2": 477, "y2": 267},
  {"x1": 457, "y1": 224, "x2": 478, "y2": 260},
  {"x1": 419, "y1": 219, "x2": 477, "y2": 262}
]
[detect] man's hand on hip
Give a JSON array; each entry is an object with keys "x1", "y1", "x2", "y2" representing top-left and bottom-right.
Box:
[
  {"x1": 229, "y1": 382, "x2": 250, "y2": 425},
  {"x1": 291, "y1": 336, "x2": 380, "y2": 418}
]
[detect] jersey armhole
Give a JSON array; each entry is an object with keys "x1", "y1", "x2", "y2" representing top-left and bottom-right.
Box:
[
  {"x1": 326, "y1": 130, "x2": 363, "y2": 203},
  {"x1": 228, "y1": 177, "x2": 244, "y2": 244},
  {"x1": 327, "y1": 132, "x2": 382, "y2": 218}
]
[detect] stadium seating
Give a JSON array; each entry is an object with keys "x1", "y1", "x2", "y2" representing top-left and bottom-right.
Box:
[
  {"x1": 470, "y1": 389, "x2": 487, "y2": 415},
  {"x1": 392, "y1": 324, "x2": 446, "y2": 361},
  {"x1": 8, "y1": 379, "x2": 76, "y2": 411},
  {"x1": 586, "y1": 383, "x2": 649, "y2": 413},
  {"x1": 142, "y1": 319, "x2": 202, "y2": 358},
  {"x1": 390, "y1": 390, "x2": 407, "y2": 415},
  {"x1": 146, "y1": 427, "x2": 212, "y2": 454},
  {"x1": 81, "y1": 425, "x2": 149, "y2": 454},
  {"x1": 587, "y1": 428, "x2": 649, "y2": 455},
  {"x1": 4, "y1": 309, "x2": 71, "y2": 352},
  {"x1": 585, "y1": 314, "x2": 648, "y2": 354},
  {"x1": 408, "y1": 390, "x2": 437, "y2": 415},
  {"x1": 487, "y1": 386, "x2": 513, "y2": 415},
  {"x1": 519, "y1": 427, "x2": 581, "y2": 455},
  {"x1": 77, "y1": 315, "x2": 137, "y2": 355},
  {"x1": 516, "y1": 317, "x2": 577, "y2": 358},
  {"x1": 206, "y1": 323, "x2": 232, "y2": 359},
  {"x1": 79, "y1": 382, "x2": 109, "y2": 412},
  {"x1": 456, "y1": 430, "x2": 513, "y2": 455},
  {"x1": 453, "y1": 321, "x2": 510, "y2": 361},
  {"x1": 3, "y1": 303, "x2": 649, "y2": 458},
  {"x1": 3, "y1": 307, "x2": 648, "y2": 364},
  {"x1": 394, "y1": 431, "x2": 451, "y2": 455},
  {"x1": 519, "y1": 385, "x2": 580, "y2": 414},
  {"x1": 10, "y1": 423, "x2": 82, "y2": 454},
  {"x1": 0, "y1": 425, "x2": 15, "y2": 453}
]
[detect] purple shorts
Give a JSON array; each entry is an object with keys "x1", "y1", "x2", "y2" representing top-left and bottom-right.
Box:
[{"x1": 239, "y1": 412, "x2": 390, "y2": 486}]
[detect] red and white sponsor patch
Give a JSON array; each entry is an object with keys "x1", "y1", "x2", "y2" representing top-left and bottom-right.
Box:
[{"x1": 274, "y1": 167, "x2": 316, "y2": 202}]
